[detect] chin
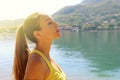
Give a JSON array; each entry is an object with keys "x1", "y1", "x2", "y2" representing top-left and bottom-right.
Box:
[
  {"x1": 55, "y1": 35, "x2": 61, "y2": 39},
  {"x1": 54, "y1": 32, "x2": 61, "y2": 39}
]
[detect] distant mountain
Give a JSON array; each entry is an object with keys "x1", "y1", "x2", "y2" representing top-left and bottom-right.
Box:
[
  {"x1": 81, "y1": 0, "x2": 105, "y2": 5},
  {"x1": 0, "y1": 0, "x2": 120, "y2": 31},
  {"x1": 52, "y1": 0, "x2": 120, "y2": 30},
  {"x1": 0, "y1": 19, "x2": 24, "y2": 27}
]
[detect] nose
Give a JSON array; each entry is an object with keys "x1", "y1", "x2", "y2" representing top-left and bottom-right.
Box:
[{"x1": 55, "y1": 21, "x2": 59, "y2": 28}]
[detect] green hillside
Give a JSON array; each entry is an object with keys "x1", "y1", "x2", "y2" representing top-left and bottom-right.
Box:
[
  {"x1": 0, "y1": 0, "x2": 120, "y2": 32},
  {"x1": 53, "y1": 0, "x2": 120, "y2": 30}
]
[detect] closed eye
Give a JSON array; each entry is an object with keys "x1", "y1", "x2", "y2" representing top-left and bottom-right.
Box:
[{"x1": 48, "y1": 22, "x2": 53, "y2": 25}]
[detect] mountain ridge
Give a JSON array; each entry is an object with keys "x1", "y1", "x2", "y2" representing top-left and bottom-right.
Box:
[
  {"x1": 0, "y1": 0, "x2": 120, "y2": 31},
  {"x1": 52, "y1": 0, "x2": 120, "y2": 30}
]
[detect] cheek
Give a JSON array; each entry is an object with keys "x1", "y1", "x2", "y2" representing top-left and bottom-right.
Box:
[
  {"x1": 49, "y1": 29, "x2": 56, "y2": 37},
  {"x1": 44, "y1": 28, "x2": 56, "y2": 38}
]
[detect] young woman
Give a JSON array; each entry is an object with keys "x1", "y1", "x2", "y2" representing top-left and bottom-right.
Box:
[{"x1": 13, "y1": 12, "x2": 66, "y2": 80}]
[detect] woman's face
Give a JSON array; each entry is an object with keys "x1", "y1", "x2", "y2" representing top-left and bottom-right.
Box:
[{"x1": 38, "y1": 15, "x2": 60, "y2": 40}]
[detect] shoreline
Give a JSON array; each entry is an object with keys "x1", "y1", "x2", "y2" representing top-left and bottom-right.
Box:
[{"x1": 0, "y1": 29, "x2": 120, "y2": 34}]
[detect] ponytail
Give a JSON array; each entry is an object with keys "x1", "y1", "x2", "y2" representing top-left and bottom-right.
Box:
[
  {"x1": 13, "y1": 12, "x2": 41, "y2": 80},
  {"x1": 13, "y1": 26, "x2": 29, "y2": 80}
]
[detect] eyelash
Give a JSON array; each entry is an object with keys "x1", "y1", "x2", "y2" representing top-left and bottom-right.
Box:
[{"x1": 48, "y1": 22, "x2": 53, "y2": 25}]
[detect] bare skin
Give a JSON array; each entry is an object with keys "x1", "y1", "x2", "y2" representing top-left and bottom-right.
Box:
[{"x1": 24, "y1": 14, "x2": 61, "y2": 80}]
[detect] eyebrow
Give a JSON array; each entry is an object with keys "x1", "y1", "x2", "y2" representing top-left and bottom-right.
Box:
[
  {"x1": 46, "y1": 18, "x2": 52, "y2": 21},
  {"x1": 46, "y1": 16, "x2": 54, "y2": 21},
  {"x1": 46, "y1": 18, "x2": 50, "y2": 21}
]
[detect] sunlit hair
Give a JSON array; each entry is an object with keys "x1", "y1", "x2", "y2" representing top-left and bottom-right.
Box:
[{"x1": 13, "y1": 12, "x2": 41, "y2": 80}]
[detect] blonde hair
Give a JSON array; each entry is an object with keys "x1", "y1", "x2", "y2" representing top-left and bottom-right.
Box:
[{"x1": 13, "y1": 12, "x2": 41, "y2": 80}]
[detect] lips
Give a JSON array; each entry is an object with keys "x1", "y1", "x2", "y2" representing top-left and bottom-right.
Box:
[{"x1": 56, "y1": 29, "x2": 59, "y2": 32}]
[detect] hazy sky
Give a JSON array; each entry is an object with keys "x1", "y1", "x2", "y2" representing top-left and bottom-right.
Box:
[{"x1": 0, "y1": 0, "x2": 83, "y2": 20}]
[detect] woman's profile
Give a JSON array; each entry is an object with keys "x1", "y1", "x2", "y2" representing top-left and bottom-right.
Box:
[{"x1": 13, "y1": 12, "x2": 66, "y2": 80}]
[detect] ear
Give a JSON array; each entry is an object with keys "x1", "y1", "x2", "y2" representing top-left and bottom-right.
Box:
[{"x1": 33, "y1": 31, "x2": 41, "y2": 39}]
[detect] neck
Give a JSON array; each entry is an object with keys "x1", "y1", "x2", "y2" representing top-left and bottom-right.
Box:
[{"x1": 35, "y1": 38, "x2": 52, "y2": 59}]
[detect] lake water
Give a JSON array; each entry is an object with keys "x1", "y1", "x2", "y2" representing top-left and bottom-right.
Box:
[{"x1": 0, "y1": 31, "x2": 120, "y2": 80}]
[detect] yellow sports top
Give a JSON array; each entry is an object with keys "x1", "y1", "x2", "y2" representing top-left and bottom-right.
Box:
[{"x1": 32, "y1": 50, "x2": 66, "y2": 80}]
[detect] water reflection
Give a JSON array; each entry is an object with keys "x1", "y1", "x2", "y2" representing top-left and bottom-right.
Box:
[
  {"x1": 54, "y1": 31, "x2": 120, "y2": 77},
  {"x1": 1, "y1": 31, "x2": 120, "y2": 80}
]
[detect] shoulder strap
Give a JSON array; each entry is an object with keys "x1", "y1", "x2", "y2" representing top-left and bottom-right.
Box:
[{"x1": 32, "y1": 50, "x2": 53, "y2": 69}]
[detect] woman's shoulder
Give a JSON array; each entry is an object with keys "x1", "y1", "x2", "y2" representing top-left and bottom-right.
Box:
[
  {"x1": 28, "y1": 52, "x2": 48, "y2": 69},
  {"x1": 24, "y1": 53, "x2": 49, "y2": 79}
]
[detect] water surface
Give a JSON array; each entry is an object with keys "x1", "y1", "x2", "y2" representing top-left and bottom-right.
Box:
[{"x1": 0, "y1": 31, "x2": 120, "y2": 80}]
